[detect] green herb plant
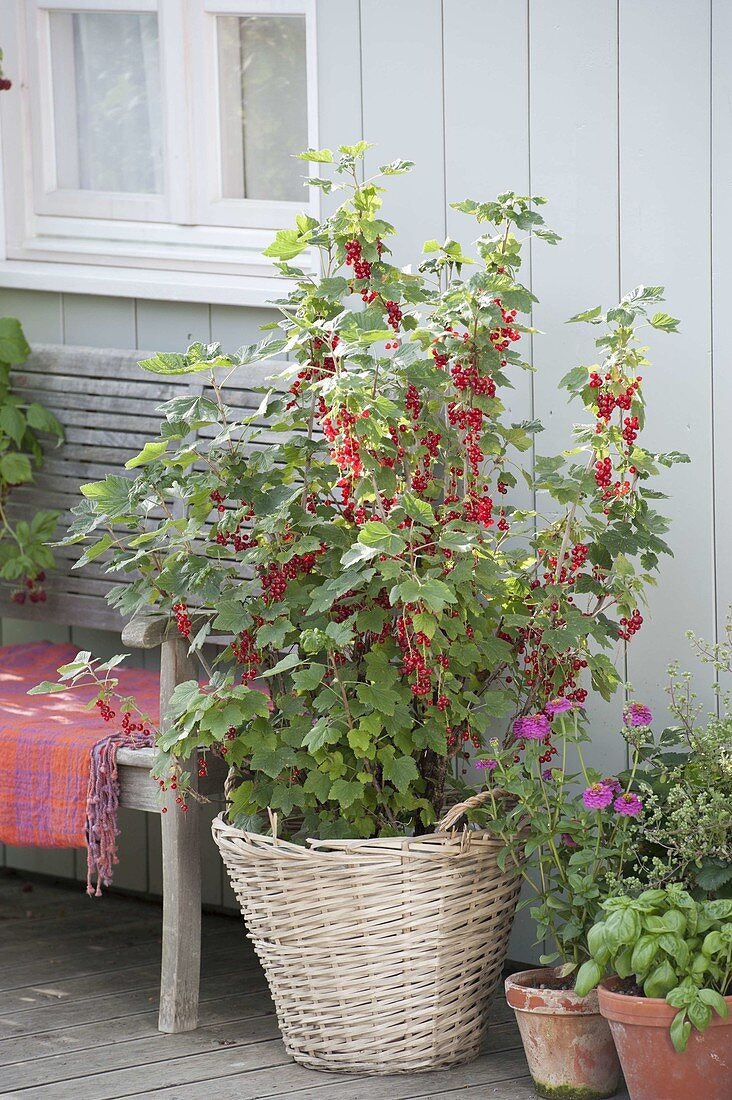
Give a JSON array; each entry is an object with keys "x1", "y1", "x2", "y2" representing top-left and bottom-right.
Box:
[
  {"x1": 0, "y1": 318, "x2": 62, "y2": 602},
  {"x1": 575, "y1": 886, "x2": 732, "y2": 1052}
]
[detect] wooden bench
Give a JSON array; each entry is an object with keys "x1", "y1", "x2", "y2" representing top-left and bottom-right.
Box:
[{"x1": 0, "y1": 343, "x2": 272, "y2": 1033}]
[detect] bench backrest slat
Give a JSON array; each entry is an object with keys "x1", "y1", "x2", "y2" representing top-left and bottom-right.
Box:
[{"x1": 0, "y1": 344, "x2": 285, "y2": 633}]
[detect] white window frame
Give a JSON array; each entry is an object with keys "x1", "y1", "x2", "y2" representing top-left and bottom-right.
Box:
[{"x1": 0, "y1": 0, "x2": 319, "y2": 305}]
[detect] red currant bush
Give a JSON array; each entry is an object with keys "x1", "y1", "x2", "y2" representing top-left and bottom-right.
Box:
[{"x1": 59, "y1": 144, "x2": 684, "y2": 840}]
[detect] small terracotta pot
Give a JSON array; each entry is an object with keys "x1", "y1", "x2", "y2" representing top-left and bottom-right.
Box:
[
  {"x1": 598, "y1": 977, "x2": 732, "y2": 1100},
  {"x1": 505, "y1": 968, "x2": 621, "y2": 1099}
]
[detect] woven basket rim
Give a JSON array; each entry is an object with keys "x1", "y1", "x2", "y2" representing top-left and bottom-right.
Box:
[{"x1": 211, "y1": 810, "x2": 511, "y2": 862}]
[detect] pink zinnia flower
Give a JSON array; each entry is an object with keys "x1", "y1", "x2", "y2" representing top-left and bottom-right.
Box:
[
  {"x1": 514, "y1": 713, "x2": 550, "y2": 740},
  {"x1": 614, "y1": 792, "x2": 643, "y2": 817},
  {"x1": 602, "y1": 777, "x2": 622, "y2": 795},
  {"x1": 583, "y1": 783, "x2": 614, "y2": 810},
  {"x1": 625, "y1": 703, "x2": 653, "y2": 728},
  {"x1": 545, "y1": 697, "x2": 573, "y2": 716},
  {"x1": 475, "y1": 758, "x2": 497, "y2": 771}
]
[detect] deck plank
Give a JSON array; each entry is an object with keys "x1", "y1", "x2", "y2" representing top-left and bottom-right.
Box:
[
  {"x1": 0, "y1": 989, "x2": 274, "y2": 1064},
  {"x1": 0, "y1": 974, "x2": 270, "y2": 1040},
  {"x1": 0, "y1": 951, "x2": 259, "y2": 1016}
]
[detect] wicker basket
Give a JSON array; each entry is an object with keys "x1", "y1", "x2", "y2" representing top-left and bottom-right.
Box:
[{"x1": 211, "y1": 789, "x2": 522, "y2": 1074}]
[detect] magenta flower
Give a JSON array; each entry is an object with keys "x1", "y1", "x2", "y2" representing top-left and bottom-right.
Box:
[
  {"x1": 583, "y1": 782, "x2": 614, "y2": 810},
  {"x1": 475, "y1": 758, "x2": 497, "y2": 771},
  {"x1": 542, "y1": 768, "x2": 555, "y2": 781},
  {"x1": 602, "y1": 777, "x2": 622, "y2": 795},
  {"x1": 545, "y1": 697, "x2": 573, "y2": 716},
  {"x1": 614, "y1": 792, "x2": 643, "y2": 817},
  {"x1": 625, "y1": 703, "x2": 653, "y2": 728},
  {"x1": 514, "y1": 713, "x2": 550, "y2": 740},
  {"x1": 561, "y1": 833, "x2": 579, "y2": 848}
]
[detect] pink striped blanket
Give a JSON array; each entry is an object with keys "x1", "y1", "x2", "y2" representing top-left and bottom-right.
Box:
[{"x1": 0, "y1": 641, "x2": 160, "y2": 894}]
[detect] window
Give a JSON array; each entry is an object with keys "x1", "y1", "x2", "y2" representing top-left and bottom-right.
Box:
[
  {"x1": 49, "y1": 10, "x2": 164, "y2": 195},
  {"x1": 0, "y1": 0, "x2": 319, "y2": 304},
  {"x1": 217, "y1": 14, "x2": 308, "y2": 202}
]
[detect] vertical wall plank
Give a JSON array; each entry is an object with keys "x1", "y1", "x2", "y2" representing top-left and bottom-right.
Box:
[
  {"x1": 0, "y1": 290, "x2": 63, "y2": 343},
  {"x1": 0, "y1": 617, "x2": 68, "y2": 645},
  {"x1": 315, "y1": 0, "x2": 362, "y2": 218},
  {"x1": 4, "y1": 846, "x2": 78, "y2": 879},
  {"x1": 444, "y1": 1, "x2": 530, "y2": 225},
  {"x1": 712, "y1": 0, "x2": 732, "y2": 645},
  {"x1": 360, "y1": 0, "x2": 446, "y2": 266},
  {"x1": 444, "y1": 0, "x2": 533, "y2": 471},
  {"x1": 620, "y1": 0, "x2": 715, "y2": 716},
  {"x1": 62, "y1": 294, "x2": 136, "y2": 348},
  {"x1": 530, "y1": 0, "x2": 620, "y2": 442},
  {"x1": 209, "y1": 306, "x2": 278, "y2": 350},
  {"x1": 530, "y1": 0, "x2": 624, "y2": 775},
  {"x1": 136, "y1": 301, "x2": 211, "y2": 352}
]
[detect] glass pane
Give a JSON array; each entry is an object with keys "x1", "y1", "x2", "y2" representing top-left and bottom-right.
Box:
[
  {"x1": 49, "y1": 11, "x2": 163, "y2": 194},
  {"x1": 218, "y1": 15, "x2": 308, "y2": 202}
]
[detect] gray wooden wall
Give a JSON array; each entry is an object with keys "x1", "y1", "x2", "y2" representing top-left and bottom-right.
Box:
[{"x1": 0, "y1": 0, "x2": 726, "y2": 958}]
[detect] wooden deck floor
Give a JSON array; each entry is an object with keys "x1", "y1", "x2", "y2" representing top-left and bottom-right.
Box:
[{"x1": 0, "y1": 870, "x2": 629, "y2": 1099}]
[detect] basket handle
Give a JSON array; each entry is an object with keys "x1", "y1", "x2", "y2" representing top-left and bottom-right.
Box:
[
  {"x1": 437, "y1": 788, "x2": 505, "y2": 832},
  {"x1": 224, "y1": 765, "x2": 238, "y2": 809}
]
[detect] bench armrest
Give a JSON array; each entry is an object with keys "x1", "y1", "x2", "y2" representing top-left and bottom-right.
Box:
[
  {"x1": 121, "y1": 611, "x2": 227, "y2": 650},
  {"x1": 121, "y1": 614, "x2": 171, "y2": 649}
]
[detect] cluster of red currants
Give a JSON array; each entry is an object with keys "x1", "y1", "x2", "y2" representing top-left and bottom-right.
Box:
[
  {"x1": 595, "y1": 456, "x2": 613, "y2": 490},
  {"x1": 95, "y1": 697, "x2": 115, "y2": 722},
  {"x1": 158, "y1": 770, "x2": 188, "y2": 813},
  {"x1": 322, "y1": 405, "x2": 364, "y2": 485},
  {"x1": 344, "y1": 239, "x2": 372, "y2": 281},
  {"x1": 618, "y1": 608, "x2": 643, "y2": 640},
  {"x1": 463, "y1": 491, "x2": 494, "y2": 526},
  {"x1": 405, "y1": 383, "x2": 422, "y2": 420},
  {"x1": 212, "y1": 495, "x2": 255, "y2": 554},
  {"x1": 11, "y1": 572, "x2": 47, "y2": 605},
  {"x1": 622, "y1": 415, "x2": 639, "y2": 447},
  {"x1": 173, "y1": 602, "x2": 192, "y2": 638},
  {"x1": 121, "y1": 711, "x2": 151, "y2": 737},
  {"x1": 259, "y1": 548, "x2": 323, "y2": 605},
  {"x1": 447, "y1": 728, "x2": 482, "y2": 752},
  {"x1": 231, "y1": 629, "x2": 260, "y2": 680},
  {"x1": 538, "y1": 543, "x2": 588, "y2": 588},
  {"x1": 514, "y1": 618, "x2": 590, "y2": 706},
  {"x1": 385, "y1": 300, "x2": 402, "y2": 331},
  {"x1": 450, "y1": 361, "x2": 497, "y2": 398},
  {"x1": 592, "y1": 375, "x2": 641, "y2": 423}
]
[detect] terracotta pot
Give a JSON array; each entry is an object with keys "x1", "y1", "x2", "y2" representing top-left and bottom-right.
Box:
[
  {"x1": 505, "y1": 968, "x2": 621, "y2": 1099},
  {"x1": 598, "y1": 977, "x2": 732, "y2": 1100}
]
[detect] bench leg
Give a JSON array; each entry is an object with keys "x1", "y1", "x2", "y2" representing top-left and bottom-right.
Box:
[
  {"x1": 159, "y1": 775, "x2": 201, "y2": 1032},
  {"x1": 158, "y1": 638, "x2": 201, "y2": 1033}
]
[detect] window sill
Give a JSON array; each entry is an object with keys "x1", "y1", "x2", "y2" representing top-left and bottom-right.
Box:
[{"x1": 0, "y1": 259, "x2": 295, "y2": 307}]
